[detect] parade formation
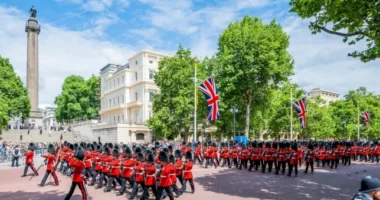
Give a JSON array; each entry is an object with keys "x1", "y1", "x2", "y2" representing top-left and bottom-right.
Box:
[{"x1": 18, "y1": 139, "x2": 380, "y2": 200}]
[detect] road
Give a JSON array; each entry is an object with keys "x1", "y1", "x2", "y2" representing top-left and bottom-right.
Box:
[{"x1": 0, "y1": 161, "x2": 378, "y2": 200}]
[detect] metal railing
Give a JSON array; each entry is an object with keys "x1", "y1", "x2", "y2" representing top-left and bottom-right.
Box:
[{"x1": 0, "y1": 148, "x2": 47, "y2": 164}]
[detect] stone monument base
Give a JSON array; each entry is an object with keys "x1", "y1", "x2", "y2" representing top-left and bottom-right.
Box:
[{"x1": 25, "y1": 111, "x2": 43, "y2": 129}]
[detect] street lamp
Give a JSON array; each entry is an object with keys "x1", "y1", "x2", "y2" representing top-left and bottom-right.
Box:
[
  {"x1": 230, "y1": 105, "x2": 238, "y2": 142},
  {"x1": 342, "y1": 119, "x2": 346, "y2": 139}
]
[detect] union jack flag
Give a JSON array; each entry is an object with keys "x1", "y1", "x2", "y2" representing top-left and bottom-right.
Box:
[
  {"x1": 361, "y1": 111, "x2": 370, "y2": 127},
  {"x1": 198, "y1": 76, "x2": 220, "y2": 121},
  {"x1": 293, "y1": 97, "x2": 307, "y2": 128}
]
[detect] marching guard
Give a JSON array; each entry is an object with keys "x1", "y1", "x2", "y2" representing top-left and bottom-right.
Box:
[
  {"x1": 39, "y1": 144, "x2": 59, "y2": 186},
  {"x1": 64, "y1": 146, "x2": 88, "y2": 200},
  {"x1": 22, "y1": 143, "x2": 39, "y2": 177}
]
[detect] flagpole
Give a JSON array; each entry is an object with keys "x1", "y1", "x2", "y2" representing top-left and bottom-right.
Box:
[
  {"x1": 194, "y1": 56, "x2": 198, "y2": 142},
  {"x1": 290, "y1": 85, "x2": 293, "y2": 140},
  {"x1": 357, "y1": 100, "x2": 360, "y2": 141}
]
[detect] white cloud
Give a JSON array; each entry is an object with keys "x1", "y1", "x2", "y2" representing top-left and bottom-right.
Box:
[
  {"x1": 0, "y1": 6, "x2": 137, "y2": 107},
  {"x1": 236, "y1": 0, "x2": 271, "y2": 9},
  {"x1": 91, "y1": 13, "x2": 120, "y2": 36}
]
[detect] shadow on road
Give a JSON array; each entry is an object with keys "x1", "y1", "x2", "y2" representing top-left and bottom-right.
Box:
[
  {"x1": 0, "y1": 190, "x2": 93, "y2": 200},
  {"x1": 194, "y1": 167, "x2": 360, "y2": 200}
]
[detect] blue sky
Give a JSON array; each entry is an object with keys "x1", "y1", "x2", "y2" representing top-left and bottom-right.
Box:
[{"x1": 0, "y1": 0, "x2": 379, "y2": 107}]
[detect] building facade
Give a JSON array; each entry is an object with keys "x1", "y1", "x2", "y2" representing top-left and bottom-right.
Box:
[
  {"x1": 307, "y1": 88, "x2": 340, "y2": 105},
  {"x1": 94, "y1": 50, "x2": 167, "y2": 144},
  {"x1": 42, "y1": 107, "x2": 56, "y2": 130}
]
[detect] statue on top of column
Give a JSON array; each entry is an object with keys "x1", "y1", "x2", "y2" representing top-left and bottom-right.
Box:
[{"x1": 30, "y1": 6, "x2": 37, "y2": 18}]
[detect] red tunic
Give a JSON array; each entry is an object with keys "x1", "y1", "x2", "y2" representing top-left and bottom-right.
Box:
[
  {"x1": 250, "y1": 148, "x2": 259, "y2": 161},
  {"x1": 135, "y1": 162, "x2": 146, "y2": 183},
  {"x1": 181, "y1": 145, "x2": 187, "y2": 155},
  {"x1": 195, "y1": 147, "x2": 201, "y2": 157},
  {"x1": 169, "y1": 164, "x2": 177, "y2": 184},
  {"x1": 84, "y1": 151, "x2": 92, "y2": 168},
  {"x1": 110, "y1": 158, "x2": 120, "y2": 176},
  {"x1": 101, "y1": 156, "x2": 112, "y2": 173},
  {"x1": 159, "y1": 164, "x2": 172, "y2": 187},
  {"x1": 264, "y1": 149, "x2": 272, "y2": 161},
  {"x1": 183, "y1": 161, "x2": 193, "y2": 180},
  {"x1": 42, "y1": 154, "x2": 56, "y2": 170},
  {"x1": 306, "y1": 151, "x2": 314, "y2": 163},
  {"x1": 175, "y1": 160, "x2": 183, "y2": 176},
  {"x1": 121, "y1": 159, "x2": 136, "y2": 178},
  {"x1": 71, "y1": 160, "x2": 85, "y2": 182},
  {"x1": 24, "y1": 151, "x2": 34, "y2": 164},
  {"x1": 290, "y1": 151, "x2": 298, "y2": 165},
  {"x1": 144, "y1": 163, "x2": 156, "y2": 186},
  {"x1": 278, "y1": 149, "x2": 286, "y2": 162}
]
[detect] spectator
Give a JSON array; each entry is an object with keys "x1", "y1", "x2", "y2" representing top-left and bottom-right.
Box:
[
  {"x1": 11, "y1": 145, "x2": 21, "y2": 167},
  {"x1": 353, "y1": 176, "x2": 380, "y2": 200}
]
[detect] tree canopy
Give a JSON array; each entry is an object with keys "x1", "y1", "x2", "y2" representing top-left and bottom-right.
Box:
[
  {"x1": 54, "y1": 75, "x2": 100, "y2": 123},
  {"x1": 214, "y1": 15, "x2": 294, "y2": 138},
  {"x1": 289, "y1": 0, "x2": 380, "y2": 62},
  {"x1": 0, "y1": 56, "x2": 30, "y2": 133},
  {"x1": 147, "y1": 46, "x2": 207, "y2": 140}
]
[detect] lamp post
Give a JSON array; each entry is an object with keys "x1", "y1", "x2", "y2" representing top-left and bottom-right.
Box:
[
  {"x1": 342, "y1": 119, "x2": 346, "y2": 139},
  {"x1": 230, "y1": 105, "x2": 238, "y2": 142},
  {"x1": 193, "y1": 56, "x2": 198, "y2": 142},
  {"x1": 356, "y1": 100, "x2": 360, "y2": 141}
]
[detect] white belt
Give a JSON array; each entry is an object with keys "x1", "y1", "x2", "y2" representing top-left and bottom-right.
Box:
[
  {"x1": 183, "y1": 170, "x2": 191, "y2": 172},
  {"x1": 123, "y1": 167, "x2": 133, "y2": 169}
]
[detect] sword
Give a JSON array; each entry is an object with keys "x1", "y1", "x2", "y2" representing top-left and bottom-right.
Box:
[{"x1": 29, "y1": 164, "x2": 43, "y2": 181}]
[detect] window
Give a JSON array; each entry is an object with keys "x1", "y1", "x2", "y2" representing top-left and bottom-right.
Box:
[
  {"x1": 109, "y1": 100, "x2": 111, "y2": 107},
  {"x1": 149, "y1": 70, "x2": 154, "y2": 80},
  {"x1": 122, "y1": 115, "x2": 124, "y2": 122},
  {"x1": 135, "y1": 93, "x2": 138, "y2": 101},
  {"x1": 118, "y1": 116, "x2": 120, "y2": 123},
  {"x1": 136, "y1": 133, "x2": 145, "y2": 141},
  {"x1": 114, "y1": 80, "x2": 115, "y2": 88},
  {"x1": 118, "y1": 97, "x2": 120, "y2": 105},
  {"x1": 149, "y1": 60, "x2": 153, "y2": 64},
  {"x1": 135, "y1": 112, "x2": 138, "y2": 122},
  {"x1": 122, "y1": 95, "x2": 124, "y2": 103},
  {"x1": 149, "y1": 92, "x2": 153, "y2": 102},
  {"x1": 122, "y1": 76, "x2": 124, "y2": 84},
  {"x1": 113, "y1": 98, "x2": 115, "y2": 105},
  {"x1": 114, "y1": 116, "x2": 116, "y2": 123},
  {"x1": 135, "y1": 60, "x2": 138, "y2": 65},
  {"x1": 118, "y1": 78, "x2": 120, "y2": 86},
  {"x1": 135, "y1": 72, "x2": 138, "y2": 81}
]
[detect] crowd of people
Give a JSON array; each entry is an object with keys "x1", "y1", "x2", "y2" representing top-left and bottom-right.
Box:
[{"x1": 16, "y1": 139, "x2": 380, "y2": 200}]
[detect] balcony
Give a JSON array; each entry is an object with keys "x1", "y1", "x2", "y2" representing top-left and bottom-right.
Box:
[{"x1": 127, "y1": 100, "x2": 142, "y2": 108}]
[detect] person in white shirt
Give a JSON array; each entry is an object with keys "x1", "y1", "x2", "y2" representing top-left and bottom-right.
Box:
[{"x1": 12, "y1": 145, "x2": 21, "y2": 167}]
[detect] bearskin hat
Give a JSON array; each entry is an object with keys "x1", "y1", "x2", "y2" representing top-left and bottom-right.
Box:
[
  {"x1": 332, "y1": 141, "x2": 338, "y2": 149},
  {"x1": 187, "y1": 143, "x2": 192, "y2": 147},
  {"x1": 175, "y1": 149, "x2": 182, "y2": 159},
  {"x1": 212, "y1": 142, "x2": 217, "y2": 147},
  {"x1": 96, "y1": 145, "x2": 103, "y2": 153},
  {"x1": 182, "y1": 141, "x2": 186, "y2": 145},
  {"x1": 169, "y1": 155, "x2": 175, "y2": 164},
  {"x1": 185, "y1": 151, "x2": 192, "y2": 160},
  {"x1": 99, "y1": 141, "x2": 103, "y2": 146},
  {"x1": 136, "y1": 152, "x2": 145, "y2": 162},
  {"x1": 168, "y1": 145, "x2": 173, "y2": 153},
  {"x1": 113, "y1": 149, "x2": 119, "y2": 157},
  {"x1": 135, "y1": 147, "x2": 142, "y2": 154},
  {"x1": 162, "y1": 147, "x2": 169, "y2": 154},
  {"x1": 147, "y1": 153, "x2": 154, "y2": 163},
  {"x1": 141, "y1": 146, "x2": 146, "y2": 152},
  {"x1": 151, "y1": 147, "x2": 156, "y2": 155},
  {"x1": 93, "y1": 141, "x2": 97, "y2": 145},
  {"x1": 64, "y1": 141, "x2": 68, "y2": 147},
  {"x1": 308, "y1": 142, "x2": 314, "y2": 150},
  {"x1": 108, "y1": 143, "x2": 113, "y2": 149},
  {"x1": 265, "y1": 142, "x2": 270, "y2": 148},
  {"x1": 272, "y1": 142, "x2": 278, "y2": 149},
  {"x1": 86, "y1": 143, "x2": 92, "y2": 150},
  {"x1": 252, "y1": 142, "x2": 257, "y2": 148},
  {"x1": 74, "y1": 146, "x2": 85, "y2": 161},
  {"x1": 74, "y1": 143, "x2": 79, "y2": 150},
  {"x1": 146, "y1": 149, "x2": 152, "y2": 155},
  {"x1": 122, "y1": 144, "x2": 127, "y2": 151},
  {"x1": 69, "y1": 143, "x2": 75, "y2": 151},
  {"x1": 292, "y1": 143, "x2": 298, "y2": 151},
  {"x1": 48, "y1": 144, "x2": 55, "y2": 154},
  {"x1": 104, "y1": 146, "x2": 110, "y2": 155},
  {"x1": 124, "y1": 147, "x2": 132, "y2": 158},
  {"x1": 155, "y1": 142, "x2": 160, "y2": 149},
  {"x1": 114, "y1": 144, "x2": 120, "y2": 151},
  {"x1": 159, "y1": 151, "x2": 169, "y2": 162},
  {"x1": 258, "y1": 142, "x2": 263, "y2": 148},
  {"x1": 28, "y1": 143, "x2": 35, "y2": 151},
  {"x1": 80, "y1": 142, "x2": 85, "y2": 149}
]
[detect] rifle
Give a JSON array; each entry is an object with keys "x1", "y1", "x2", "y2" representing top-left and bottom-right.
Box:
[{"x1": 29, "y1": 164, "x2": 43, "y2": 181}]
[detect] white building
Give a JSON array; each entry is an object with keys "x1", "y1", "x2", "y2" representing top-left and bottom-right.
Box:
[
  {"x1": 93, "y1": 50, "x2": 168, "y2": 144},
  {"x1": 307, "y1": 88, "x2": 340, "y2": 105},
  {"x1": 42, "y1": 107, "x2": 56, "y2": 130}
]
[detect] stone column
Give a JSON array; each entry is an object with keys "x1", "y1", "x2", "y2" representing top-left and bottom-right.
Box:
[{"x1": 25, "y1": 14, "x2": 40, "y2": 112}]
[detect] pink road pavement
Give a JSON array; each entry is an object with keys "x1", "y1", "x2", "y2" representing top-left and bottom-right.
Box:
[{"x1": 0, "y1": 161, "x2": 378, "y2": 200}]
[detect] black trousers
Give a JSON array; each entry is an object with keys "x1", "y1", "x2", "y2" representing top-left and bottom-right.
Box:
[
  {"x1": 330, "y1": 159, "x2": 338, "y2": 169},
  {"x1": 96, "y1": 171, "x2": 109, "y2": 188},
  {"x1": 193, "y1": 155, "x2": 202, "y2": 164},
  {"x1": 276, "y1": 161, "x2": 286, "y2": 174},
  {"x1": 64, "y1": 181, "x2": 88, "y2": 200},
  {"x1": 304, "y1": 162, "x2": 314, "y2": 173},
  {"x1": 142, "y1": 185, "x2": 158, "y2": 200},
  {"x1": 232, "y1": 158, "x2": 238, "y2": 168},
  {"x1": 55, "y1": 160, "x2": 61, "y2": 169},
  {"x1": 83, "y1": 168, "x2": 93, "y2": 179},
  {"x1": 105, "y1": 175, "x2": 121, "y2": 191},
  {"x1": 23, "y1": 163, "x2": 38, "y2": 176},
  {"x1": 344, "y1": 156, "x2": 351, "y2": 166},
  {"x1": 181, "y1": 179, "x2": 195, "y2": 193},
  {"x1": 156, "y1": 186, "x2": 174, "y2": 200},
  {"x1": 239, "y1": 159, "x2": 248, "y2": 170},
  {"x1": 130, "y1": 182, "x2": 146, "y2": 199},
  {"x1": 205, "y1": 158, "x2": 217, "y2": 168},
  {"x1": 59, "y1": 161, "x2": 66, "y2": 172},
  {"x1": 262, "y1": 161, "x2": 273, "y2": 173},
  {"x1": 119, "y1": 177, "x2": 134, "y2": 194},
  {"x1": 177, "y1": 175, "x2": 184, "y2": 187},
  {"x1": 288, "y1": 164, "x2": 298, "y2": 176},
  {"x1": 222, "y1": 158, "x2": 231, "y2": 168},
  {"x1": 90, "y1": 170, "x2": 100, "y2": 185},
  {"x1": 41, "y1": 170, "x2": 59, "y2": 185},
  {"x1": 12, "y1": 156, "x2": 19, "y2": 167}
]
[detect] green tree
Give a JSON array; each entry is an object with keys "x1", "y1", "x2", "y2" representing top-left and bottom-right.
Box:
[
  {"x1": 289, "y1": 0, "x2": 380, "y2": 62},
  {"x1": 215, "y1": 16, "x2": 294, "y2": 138},
  {"x1": 148, "y1": 46, "x2": 207, "y2": 140},
  {"x1": 54, "y1": 75, "x2": 100, "y2": 122},
  {"x1": 0, "y1": 56, "x2": 30, "y2": 133}
]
